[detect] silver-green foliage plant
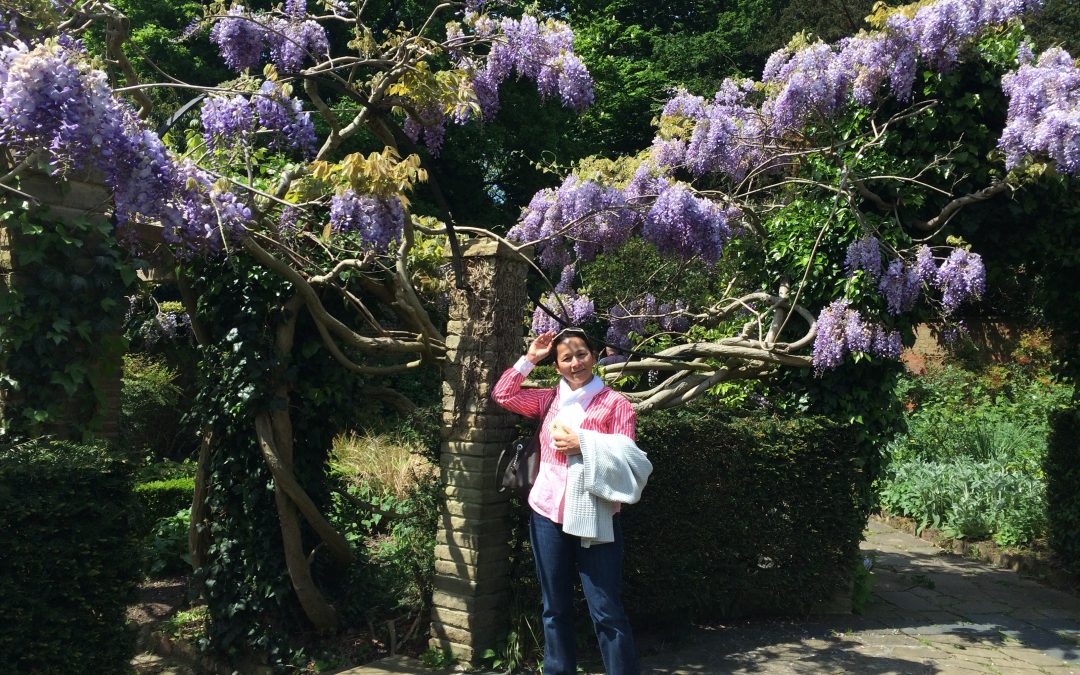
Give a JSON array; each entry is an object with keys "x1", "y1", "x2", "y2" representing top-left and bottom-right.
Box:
[{"x1": 880, "y1": 332, "x2": 1071, "y2": 547}]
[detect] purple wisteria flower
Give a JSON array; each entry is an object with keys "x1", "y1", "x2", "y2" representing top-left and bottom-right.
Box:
[
  {"x1": 1000, "y1": 46, "x2": 1080, "y2": 174},
  {"x1": 812, "y1": 298, "x2": 901, "y2": 371},
  {"x1": 643, "y1": 184, "x2": 736, "y2": 265},
  {"x1": 507, "y1": 175, "x2": 636, "y2": 272},
  {"x1": 878, "y1": 259, "x2": 925, "y2": 315},
  {"x1": 936, "y1": 248, "x2": 986, "y2": 313},
  {"x1": 200, "y1": 95, "x2": 253, "y2": 152},
  {"x1": 267, "y1": 17, "x2": 329, "y2": 72},
  {"x1": 209, "y1": 7, "x2": 265, "y2": 71},
  {"x1": 605, "y1": 294, "x2": 657, "y2": 350},
  {"x1": 329, "y1": 190, "x2": 406, "y2": 254},
  {"x1": 285, "y1": 0, "x2": 306, "y2": 18},
  {"x1": 844, "y1": 236, "x2": 882, "y2": 280},
  {"x1": 254, "y1": 80, "x2": 317, "y2": 157},
  {"x1": 531, "y1": 292, "x2": 595, "y2": 335},
  {"x1": 463, "y1": 13, "x2": 593, "y2": 121}
]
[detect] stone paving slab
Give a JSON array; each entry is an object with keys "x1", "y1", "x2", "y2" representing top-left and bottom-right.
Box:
[{"x1": 637, "y1": 519, "x2": 1080, "y2": 674}]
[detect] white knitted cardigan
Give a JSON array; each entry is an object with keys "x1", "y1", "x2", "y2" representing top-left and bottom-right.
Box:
[{"x1": 562, "y1": 429, "x2": 653, "y2": 547}]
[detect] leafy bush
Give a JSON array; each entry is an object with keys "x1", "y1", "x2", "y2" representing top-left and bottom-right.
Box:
[
  {"x1": 120, "y1": 352, "x2": 183, "y2": 458},
  {"x1": 328, "y1": 431, "x2": 440, "y2": 628},
  {"x1": 146, "y1": 508, "x2": 192, "y2": 578},
  {"x1": 134, "y1": 476, "x2": 195, "y2": 538},
  {"x1": 1046, "y1": 408, "x2": 1080, "y2": 574},
  {"x1": 620, "y1": 406, "x2": 867, "y2": 624},
  {"x1": 880, "y1": 457, "x2": 1047, "y2": 546},
  {"x1": 0, "y1": 439, "x2": 140, "y2": 674},
  {"x1": 879, "y1": 334, "x2": 1072, "y2": 547}
]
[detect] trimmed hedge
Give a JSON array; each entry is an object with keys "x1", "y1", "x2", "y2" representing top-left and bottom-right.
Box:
[
  {"x1": 625, "y1": 406, "x2": 867, "y2": 624},
  {"x1": 0, "y1": 440, "x2": 140, "y2": 674},
  {"x1": 1046, "y1": 408, "x2": 1080, "y2": 576},
  {"x1": 134, "y1": 476, "x2": 195, "y2": 538}
]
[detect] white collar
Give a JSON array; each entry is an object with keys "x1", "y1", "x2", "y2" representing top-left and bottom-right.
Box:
[{"x1": 558, "y1": 373, "x2": 604, "y2": 409}]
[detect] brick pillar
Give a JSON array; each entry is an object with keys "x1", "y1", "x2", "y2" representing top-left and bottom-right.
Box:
[
  {"x1": 0, "y1": 172, "x2": 122, "y2": 442},
  {"x1": 430, "y1": 238, "x2": 530, "y2": 664}
]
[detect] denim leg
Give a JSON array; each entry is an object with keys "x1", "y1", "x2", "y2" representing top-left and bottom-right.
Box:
[
  {"x1": 530, "y1": 512, "x2": 577, "y2": 675},
  {"x1": 577, "y1": 517, "x2": 639, "y2": 675}
]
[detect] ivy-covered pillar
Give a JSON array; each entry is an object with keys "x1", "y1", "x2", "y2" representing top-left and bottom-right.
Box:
[
  {"x1": 430, "y1": 238, "x2": 530, "y2": 664},
  {"x1": 0, "y1": 172, "x2": 127, "y2": 442}
]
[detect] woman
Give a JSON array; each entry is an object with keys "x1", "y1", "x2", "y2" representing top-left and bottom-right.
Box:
[{"x1": 492, "y1": 327, "x2": 646, "y2": 675}]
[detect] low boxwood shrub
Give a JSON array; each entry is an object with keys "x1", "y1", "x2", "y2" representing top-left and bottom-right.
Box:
[
  {"x1": 1046, "y1": 408, "x2": 1080, "y2": 575},
  {"x1": 134, "y1": 476, "x2": 195, "y2": 538},
  {"x1": 0, "y1": 439, "x2": 140, "y2": 674},
  {"x1": 625, "y1": 406, "x2": 866, "y2": 625}
]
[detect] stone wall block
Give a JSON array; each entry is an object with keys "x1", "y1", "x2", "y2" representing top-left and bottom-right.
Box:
[
  {"x1": 434, "y1": 557, "x2": 511, "y2": 581},
  {"x1": 434, "y1": 542, "x2": 511, "y2": 567},
  {"x1": 439, "y1": 452, "x2": 506, "y2": 476},
  {"x1": 431, "y1": 589, "x2": 507, "y2": 614},
  {"x1": 441, "y1": 497, "x2": 511, "y2": 520},
  {"x1": 442, "y1": 439, "x2": 513, "y2": 457},
  {"x1": 431, "y1": 238, "x2": 531, "y2": 664}
]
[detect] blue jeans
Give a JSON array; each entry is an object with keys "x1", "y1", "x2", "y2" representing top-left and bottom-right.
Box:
[{"x1": 529, "y1": 512, "x2": 639, "y2": 675}]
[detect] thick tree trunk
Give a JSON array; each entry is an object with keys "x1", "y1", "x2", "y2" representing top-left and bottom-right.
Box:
[
  {"x1": 256, "y1": 412, "x2": 339, "y2": 632},
  {"x1": 254, "y1": 295, "x2": 352, "y2": 632},
  {"x1": 188, "y1": 428, "x2": 213, "y2": 574}
]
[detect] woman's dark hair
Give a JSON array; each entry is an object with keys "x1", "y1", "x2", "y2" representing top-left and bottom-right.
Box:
[{"x1": 552, "y1": 327, "x2": 598, "y2": 354}]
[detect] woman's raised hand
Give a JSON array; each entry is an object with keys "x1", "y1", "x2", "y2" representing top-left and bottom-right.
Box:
[{"x1": 526, "y1": 331, "x2": 556, "y2": 364}]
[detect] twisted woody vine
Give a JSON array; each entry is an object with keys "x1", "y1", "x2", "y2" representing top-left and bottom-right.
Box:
[{"x1": 2, "y1": 0, "x2": 1078, "y2": 639}]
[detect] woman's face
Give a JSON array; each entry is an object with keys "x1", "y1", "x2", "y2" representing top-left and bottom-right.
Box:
[{"x1": 554, "y1": 336, "x2": 596, "y2": 390}]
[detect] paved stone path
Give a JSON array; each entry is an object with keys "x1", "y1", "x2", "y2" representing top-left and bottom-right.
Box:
[
  {"x1": 638, "y1": 519, "x2": 1080, "y2": 674},
  {"x1": 140, "y1": 519, "x2": 1080, "y2": 674}
]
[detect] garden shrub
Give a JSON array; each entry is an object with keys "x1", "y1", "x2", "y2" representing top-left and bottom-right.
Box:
[
  {"x1": 1046, "y1": 408, "x2": 1080, "y2": 575},
  {"x1": 327, "y1": 431, "x2": 440, "y2": 628},
  {"x1": 134, "y1": 476, "x2": 195, "y2": 538},
  {"x1": 0, "y1": 439, "x2": 140, "y2": 674},
  {"x1": 120, "y1": 352, "x2": 183, "y2": 458},
  {"x1": 878, "y1": 341, "x2": 1071, "y2": 547},
  {"x1": 145, "y1": 508, "x2": 193, "y2": 578},
  {"x1": 623, "y1": 406, "x2": 866, "y2": 625}
]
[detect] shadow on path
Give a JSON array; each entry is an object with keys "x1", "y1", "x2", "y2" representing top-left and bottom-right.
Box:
[{"x1": 637, "y1": 520, "x2": 1080, "y2": 674}]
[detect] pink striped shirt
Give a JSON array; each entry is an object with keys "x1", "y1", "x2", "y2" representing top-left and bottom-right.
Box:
[{"x1": 492, "y1": 361, "x2": 636, "y2": 524}]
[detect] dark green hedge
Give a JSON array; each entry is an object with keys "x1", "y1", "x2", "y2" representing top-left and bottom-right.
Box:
[
  {"x1": 0, "y1": 440, "x2": 140, "y2": 674},
  {"x1": 134, "y1": 477, "x2": 195, "y2": 538},
  {"x1": 625, "y1": 406, "x2": 867, "y2": 625},
  {"x1": 1046, "y1": 408, "x2": 1080, "y2": 576}
]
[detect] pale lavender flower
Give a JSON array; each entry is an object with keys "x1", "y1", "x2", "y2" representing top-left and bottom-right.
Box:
[
  {"x1": 253, "y1": 80, "x2": 317, "y2": 157},
  {"x1": 329, "y1": 190, "x2": 406, "y2": 253},
  {"x1": 643, "y1": 184, "x2": 735, "y2": 265},
  {"x1": 844, "y1": 236, "x2": 882, "y2": 280},
  {"x1": 200, "y1": 95, "x2": 253, "y2": 152},
  {"x1": 210, "y1": 6, "x2": 265, "y2": 71},
  {"x1": 936, "y1": 248, "x2": 986, "y2": 313},
  {"x1": 532, "y1": 292, "x2": 595, "y2": 334},
  {"x1": 878, "y1": 258, "x2": 923, "y2": 315}
]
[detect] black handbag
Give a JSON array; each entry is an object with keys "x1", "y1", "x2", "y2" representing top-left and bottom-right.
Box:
[{"x1": 497, "y1": 394, "x2": 555, "y2": 500}]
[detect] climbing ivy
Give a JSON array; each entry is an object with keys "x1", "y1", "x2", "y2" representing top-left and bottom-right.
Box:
[{"x1": 0, "y1": 202, "x2": 135, "y2": 441}]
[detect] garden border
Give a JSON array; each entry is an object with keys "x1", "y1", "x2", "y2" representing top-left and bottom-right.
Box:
[{"x1": 872, "y1": 512, "x2": 1079, "y2": 595}]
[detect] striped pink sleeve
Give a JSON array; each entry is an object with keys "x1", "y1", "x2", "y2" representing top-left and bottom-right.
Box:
[
  {"x1": 491, "y1": 366, "x2": 553, "y2": 419},
  {"x1": 608, "y1": 393, "x2": 637, "y2": 441}
]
